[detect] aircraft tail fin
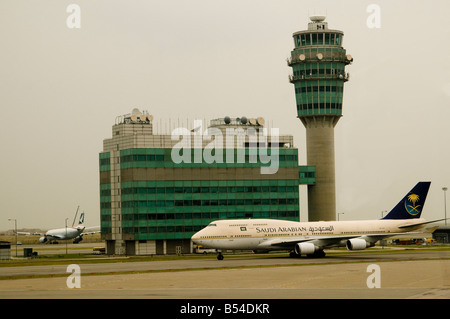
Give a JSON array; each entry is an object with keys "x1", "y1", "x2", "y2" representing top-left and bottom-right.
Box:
[
  {"x1": 382, "y1": 182, "x2": 431, "y2": 220},
  {"x1": 78, "y1": 212, "x2": 85, "y2": 225}
]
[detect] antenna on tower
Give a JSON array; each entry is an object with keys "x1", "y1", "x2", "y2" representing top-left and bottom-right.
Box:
[{"x1": 308, "y1": 7, "x2": 327, "y2": 22}]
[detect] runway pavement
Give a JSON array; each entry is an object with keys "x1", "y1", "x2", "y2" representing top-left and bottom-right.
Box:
[{"x1": 0, "y1": 249, "x2": 449, "y2": 299}]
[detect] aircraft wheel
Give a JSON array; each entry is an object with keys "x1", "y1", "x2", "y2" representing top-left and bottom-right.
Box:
[
  {"x1": 217, "y1": 253, "x2": 224, "y2": 260},
  {"x1": 307, "y1": 250, "x2": 326, "y2": 258}
]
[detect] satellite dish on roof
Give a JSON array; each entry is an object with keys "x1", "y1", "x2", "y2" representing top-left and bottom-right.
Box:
[
  {"x1": 131, "y1": 115, "x2": 138, "y2": 122},
  {"x1": 147, "y1": 115, "x2": 154, "y2": 121},
  {"x1": 131, "y1": 108, "x2": 141, "y2": 116},
  {"x1": 224, "y1": 116, "x2": 231, "y2": 124},
  {"x1": 256, "y1": 117, "x2": 265, "y2": 126},
  {"x1": 140, "y1": 114, "x2": 147, "y2": 121},
  {"x1": 310, "y1": 15, "x2": 326, "y2": 23},
  {"x1": 240, "y1": 116, "x2": 247, "y2": 124},
  {"x1": 249, "y1": 118, "x2": 256, "y2": 125}
]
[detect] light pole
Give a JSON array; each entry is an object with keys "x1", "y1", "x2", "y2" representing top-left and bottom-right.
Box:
[
  {"x1": 443, "y1": 187, "x2": 448, "y2": 226},
  {"x1": 8, "y1": 218, "x2": 17, "y2": 257},
  {"x1": 65, "y1": 218, "x2": 69, "y2": 255}
]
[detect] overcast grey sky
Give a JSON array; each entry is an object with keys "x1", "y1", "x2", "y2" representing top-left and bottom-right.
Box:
[{"x1": 1, "y1": 0, "x2": 449, "y2": 230}]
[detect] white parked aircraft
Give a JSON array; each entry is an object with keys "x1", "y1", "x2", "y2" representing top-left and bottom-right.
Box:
[
  {"x1": 19, "y1": 207, "x2": 100, "y2": 244},
  {"x1": 192, "y1": 182, "x2": 442, "y2": 260}
]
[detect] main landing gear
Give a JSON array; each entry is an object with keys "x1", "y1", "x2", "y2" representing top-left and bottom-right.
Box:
[
  {"x1": 217, "y1": 252, "x2": 224, "y2": 260},
  {"x1": 289, "y1": 250, "x2": 326, "y2": 258}
]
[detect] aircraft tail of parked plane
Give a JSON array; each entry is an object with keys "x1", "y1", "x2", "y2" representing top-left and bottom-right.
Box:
[
  {"x1": 18, "y1": 207, "x2": 99, "y2": 244},
  {"x1": 192, "y1": 181, "x2": 443, "y2": 260},
  {"x1": 71, "y1": 206, "x2": 85, "y2": 227}
]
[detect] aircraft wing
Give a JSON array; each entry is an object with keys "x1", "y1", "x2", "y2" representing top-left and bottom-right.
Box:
[
  {"x1": 397, "y1": 219, "x2": 447, "y2": 229},
  {"x1": 263, "y1": 234, "x2": 358, "y2": 249},
  {"x1": 48, "y1": 234, "x2": 64, "y2": 240},
  {"x1": 83, "y1": 226, "x2": 100, "y2": 231},
  {"x1": 262, "y1": 232, "x2": 411, "y2": 250},
  {"x1": 81, "y1": 226, "x2": 101, "y2": 236},
  {"x1": 81, "y1": 231, "x2": 100, "y2": 236},
  {"x1": 17, "y1": 231, "x2": 45, "y2": 236}
]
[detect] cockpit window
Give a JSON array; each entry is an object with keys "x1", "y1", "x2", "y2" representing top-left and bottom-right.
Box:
[{"x1": 207, "y1": 223, "x2": 217, "y2": 227}]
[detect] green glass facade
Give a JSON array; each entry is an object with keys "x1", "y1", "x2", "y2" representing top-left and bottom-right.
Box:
[
  {"x1": 100, "y1": 147, "x2": 313, "y2": 242},
  {"x1": 289, "y1": 30, "x2": 351, "y2": 117}
]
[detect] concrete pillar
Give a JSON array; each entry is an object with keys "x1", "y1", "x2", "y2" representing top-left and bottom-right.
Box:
[{"x1": 302, "y1": 116, "x2": 339, "y2": 221}]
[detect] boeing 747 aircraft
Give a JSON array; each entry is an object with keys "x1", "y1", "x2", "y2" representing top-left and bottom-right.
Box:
[{"x1": 192, "y1": 182, "x2": 442, "y2": 260}]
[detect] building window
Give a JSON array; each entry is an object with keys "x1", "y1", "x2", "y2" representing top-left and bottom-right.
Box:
[
  {"x1": 301, "y1": 34, "x2": 307, "y2": 46},
  {"x1": 335, "y1": 34, "x2": 341, "y2": 45}
]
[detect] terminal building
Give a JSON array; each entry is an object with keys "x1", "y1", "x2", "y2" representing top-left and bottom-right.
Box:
[
  {"x1": 97, "y1": 16, "x2": 352, "y2": 255},
  {"x1": 99, "y1": 109, "x2": 315, "y2": 255}
]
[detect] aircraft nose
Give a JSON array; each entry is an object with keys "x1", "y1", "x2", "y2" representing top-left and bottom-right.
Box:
[{"x1": 191, "y1": 229, "x2": 204, "y2": 244}]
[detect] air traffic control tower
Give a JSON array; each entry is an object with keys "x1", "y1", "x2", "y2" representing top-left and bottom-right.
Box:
[{"x1": 288, "y1": 16, "x2": 352, "y2": 221}]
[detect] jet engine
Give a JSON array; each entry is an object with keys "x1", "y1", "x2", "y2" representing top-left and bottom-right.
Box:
[
  {"x1": 294, "y1": 242, "x2": 316, "y2": 255},
  {"x1": 39, "y1": 236, "x2": 47, "y2": 243},
  {"x1": 346, "y1": 238, "x2": 372, "y2": 251}
]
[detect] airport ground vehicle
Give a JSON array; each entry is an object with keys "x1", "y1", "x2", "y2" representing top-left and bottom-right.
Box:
[
  {"x1": 93, "y1": 247, "x2": 106, "y2": 255},
  {"x1": 195, "y1": 245, "x2": 216, "y2": 254}
]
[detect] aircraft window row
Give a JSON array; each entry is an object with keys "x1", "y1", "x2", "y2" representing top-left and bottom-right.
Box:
[
  {"x1": 199, "y1": 235, "x2": 223, "y2": 239},
  {"x1": 341, "y1": 231, "x2": 385, "y2": 234},
  {"x1": 264, "y1": 233, "x2": 303, "y2": 237},
  {"x1": 229, "y1": 224, "x2": 248, "y2": 227}
]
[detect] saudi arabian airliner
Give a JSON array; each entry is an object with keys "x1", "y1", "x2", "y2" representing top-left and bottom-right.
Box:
[{"x1": 192, "y1": 182, "x2": 443, "y2": 260}]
